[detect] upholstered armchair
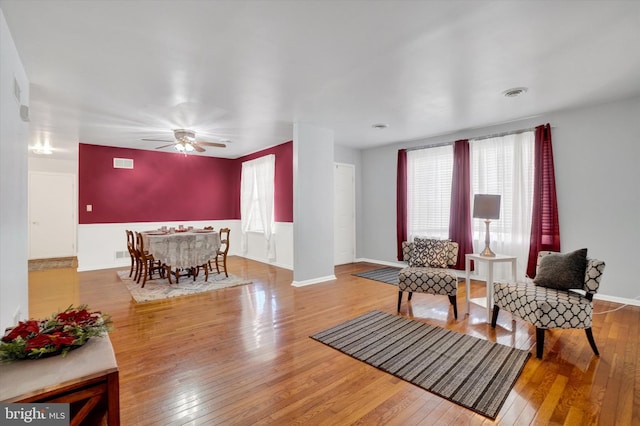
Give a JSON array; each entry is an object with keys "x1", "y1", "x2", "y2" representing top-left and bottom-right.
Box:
[
  {"x1": 398, "y1": 239, "x2": 460, "y2": 319},
  {"x1": 491, "y1": 250, "x2": 606, "y2": 359}
]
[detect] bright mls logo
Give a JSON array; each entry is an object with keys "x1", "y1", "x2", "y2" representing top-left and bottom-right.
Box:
[{"x1": 1, "y1": 403, "x2": 69, "y2": 425}]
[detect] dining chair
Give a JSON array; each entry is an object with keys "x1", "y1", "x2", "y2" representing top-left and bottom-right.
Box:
[
  {"x1": 211, "y1": 228, "x2": 230, "y2": 277},
  {"x1": 125, "y1": 230, "x2": 137, "y2": 278},
  {"x1": 134, "y1": 231, "x2": 164, "y2": 287}
]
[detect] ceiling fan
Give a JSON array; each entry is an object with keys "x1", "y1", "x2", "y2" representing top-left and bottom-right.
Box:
[{"x1": 142, "y1": 129, "x2": 226, "y2": 153}]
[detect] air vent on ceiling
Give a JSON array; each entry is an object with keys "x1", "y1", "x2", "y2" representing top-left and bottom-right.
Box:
[{"x1": 113, "y1": 158, "x2": 134, "y2": 169}]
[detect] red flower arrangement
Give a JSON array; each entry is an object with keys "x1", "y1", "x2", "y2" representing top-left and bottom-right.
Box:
[{"x1": 0, "y1": 305, "x2": 112, "y2": 362}]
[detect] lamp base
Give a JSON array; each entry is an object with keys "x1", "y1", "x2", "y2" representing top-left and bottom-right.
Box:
[
  {"x1": 479, "y1": 246, "x2": 496, "y2": 257},
  {"x1": 480, "y1": 219, "x2": 496, "y2": 257}
]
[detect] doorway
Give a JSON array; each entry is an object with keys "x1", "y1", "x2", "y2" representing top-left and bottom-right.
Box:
[
  {"x1": 334, "y1": 163, "x2": 355, "y2": 265},
  {"x1": 28, "y1": 172, "x2": 76, "y2": 259}
]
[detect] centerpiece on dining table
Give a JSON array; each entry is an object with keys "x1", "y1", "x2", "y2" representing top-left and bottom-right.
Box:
[{"x1": 0, "y1": 305, "x2": 112, "y2": 362}]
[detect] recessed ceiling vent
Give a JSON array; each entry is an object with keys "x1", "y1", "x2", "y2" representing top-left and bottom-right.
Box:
[
  {"x1": 503, "y1": 87, "x2": 528, "y2": 98},
  {"x1": 113, "y1": 158, "x2": 134, "y2": 169}
]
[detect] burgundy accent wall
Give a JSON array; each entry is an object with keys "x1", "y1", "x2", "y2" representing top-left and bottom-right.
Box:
[
  {"x1": 237, "y1": 141, "x2": 293, "y2": 223},
  {"x1": 78, "y1": 141, "x2": 293, "y2": 224},
  {"x1": 78, "y1": 144, "x2": 239, "y2": 224}
]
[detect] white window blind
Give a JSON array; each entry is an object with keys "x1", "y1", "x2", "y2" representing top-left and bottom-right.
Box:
[{"x1": 407, "y1": 144, "x2": 453, "y2": 240}]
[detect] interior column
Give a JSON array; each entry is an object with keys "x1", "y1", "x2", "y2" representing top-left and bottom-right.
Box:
[{"x1": 292, "y1": 122, "x2": 336, "y2": 286}]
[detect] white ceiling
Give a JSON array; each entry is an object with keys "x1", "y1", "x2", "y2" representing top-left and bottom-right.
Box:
[{"x1": 2, "y1": 0, "x2": 639, "y2": 160}]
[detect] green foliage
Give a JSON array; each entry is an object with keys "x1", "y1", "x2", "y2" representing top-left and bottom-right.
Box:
[{"x1": 0, "y1": 305, "x2": 113, "y2": 362}]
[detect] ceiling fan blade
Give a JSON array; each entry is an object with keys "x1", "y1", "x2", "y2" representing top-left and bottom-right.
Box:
[
  {"x1": 197, "y1": 141, "x2": 226, "y2": 148},
  {"x1": 142, "y1": 138, "x2": 173, "y2": 142},
  {"x1": 192, "y1": 143, "x2": 206, "y2": 153},
  {"x1": 155, "y1": 143, "x2": 177, "y2": 150}
]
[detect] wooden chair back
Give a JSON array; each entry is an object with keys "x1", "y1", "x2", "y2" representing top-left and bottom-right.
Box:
[
  {"x1": 125, "y1": 230, "x2": 137, "y2": 277},
  {"x1": 218, "y1": 228, "x2": 230, "y2": 255}
]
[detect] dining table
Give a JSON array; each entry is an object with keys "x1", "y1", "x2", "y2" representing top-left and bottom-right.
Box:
[{"x1": 142, "y1": 229, "x2": 221, "y2": 284}]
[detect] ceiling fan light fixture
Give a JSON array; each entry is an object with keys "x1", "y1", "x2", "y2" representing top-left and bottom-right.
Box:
[
  {"x1": 174, "y1": 129, "x2": 196, "y2": 142},
  {"x1": 32, "y1": 146, "x2": 53, "y2": 155},
  {"x1": 174, "y1": 142, "x2": 194, "y2": 152},
  {"x1": 147, "y1": 128, "x2": 225, "y2": 152}
]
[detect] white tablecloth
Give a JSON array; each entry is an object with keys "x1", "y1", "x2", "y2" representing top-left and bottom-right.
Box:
[{"x1": 144, "y1": 231, "x2": 220, "y2": 269}]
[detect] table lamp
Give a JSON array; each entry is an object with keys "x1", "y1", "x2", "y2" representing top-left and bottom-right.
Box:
[{"x1": 473, "y1": 194, "x2": 501, "y2": 257}]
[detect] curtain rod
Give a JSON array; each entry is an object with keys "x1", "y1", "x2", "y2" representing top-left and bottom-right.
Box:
[
  {"x1": 472, "y1": 127, "x2": 535, "y2": 142},
  {"x1": 406, "y1": 126, "x2": 536, "y2": 152},
  {"x1": 406, "y1": 141, "x2": 452, "y2": 152}
]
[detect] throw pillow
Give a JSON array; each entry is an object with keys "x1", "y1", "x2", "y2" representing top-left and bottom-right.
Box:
[
  {"x1": 533, "y1": 248, "x2": 588, "y2": 290},
  {"x1": 409, "y1": 237, "x2": 450, "y2": 268},
  {"x1": 424, "y1": 239, "x2": 450, "y2": 268},
  {"x1": 409, "y1": 237, "x2": 430, "y2": 267}
]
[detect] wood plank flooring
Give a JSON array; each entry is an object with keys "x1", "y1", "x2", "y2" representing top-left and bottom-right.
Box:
[{"x1": 28, "y1": 257, "x2": 639, "y2": 425}]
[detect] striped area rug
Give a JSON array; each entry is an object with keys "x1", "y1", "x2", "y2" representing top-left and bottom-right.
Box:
[
  {"x1": 311, "y1": 310, "x2": 530, "y2": 419},
  {"x1": 352, "y1": 267, "x2": 400, "y2": 285}
]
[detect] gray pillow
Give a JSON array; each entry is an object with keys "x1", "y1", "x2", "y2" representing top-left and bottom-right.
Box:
[{"x1": 533, "y1": 248, "x2": 588, "y2": 290}]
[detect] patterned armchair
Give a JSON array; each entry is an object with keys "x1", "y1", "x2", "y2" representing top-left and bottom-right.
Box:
[
  {"x1": 491, "y1": 250, "x2": 606, "y2": 359},
  {"x1": 398, "y1": 239, "x2": 460, "y2": 319}
]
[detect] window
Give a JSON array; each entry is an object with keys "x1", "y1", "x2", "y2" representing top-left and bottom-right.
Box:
[
  {"x1": 470, "y1": 131, "x2": 535, "y2": 279},
  {"x1": 240, "y1": 155, "x2": 275, "y2": 234},
  {"x1": 405, "y1": 130, "x2": 535, "y2": 279},
  {"x1": 406, "y1": 144, "x2": 453, "y2": 240},
  {"x1": 240, "y1": 154, "x2": 276, "y2": 259}
]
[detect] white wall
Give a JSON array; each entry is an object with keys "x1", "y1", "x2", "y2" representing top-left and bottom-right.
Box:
[
  {"x1": 0, "y1": 9, "x2": 29, "y2": 331},
  {"x1": 29, "y1": 156, "x2": 77, "y2": 174},
  {"x1": 550, "y1": 98, "x2": 639, "y2": 302},
  {"x1": 359, "y1": 96, "x2": 640, "y2": 303},
  {"x1": 77, "y1": 220, "x2": 293, "y2": 272},
  {"x1": 292, "y1": 123, "x2": 335, "y2": 285}
]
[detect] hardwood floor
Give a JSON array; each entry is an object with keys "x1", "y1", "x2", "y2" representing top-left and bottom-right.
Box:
[{"x1": 28, "y1": 257, "x2": 639, "y2": 425}]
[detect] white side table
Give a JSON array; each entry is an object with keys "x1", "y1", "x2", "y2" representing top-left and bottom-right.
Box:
[{"x1": 465, "y1": 253, "x2": 517, "y2": 322}]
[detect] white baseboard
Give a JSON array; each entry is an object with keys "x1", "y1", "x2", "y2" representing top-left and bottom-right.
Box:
[
  {"x1": 594, "y1": 293, "x2": 640, "y2": 307},
  {"x1": 355, "y1": 257, "x2": 405, "y2": 268},
  {"x1": 240, "y1": 253, "x2": 293, "y2": 271},
  {"x1": 292, "y1": 275, "x2": 336, "y2": 287}
]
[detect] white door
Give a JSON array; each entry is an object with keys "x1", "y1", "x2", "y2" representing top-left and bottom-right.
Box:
[
  {"x1": 29, "y1": 172, "x2": 76, "y2": 259},
  {"x1": 334, "y1": 163, "x2": 355, "y2": 265}
]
